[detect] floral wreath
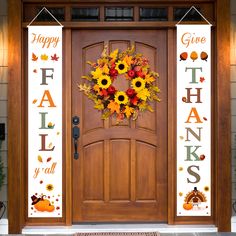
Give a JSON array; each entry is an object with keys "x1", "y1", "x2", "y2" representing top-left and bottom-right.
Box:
[{"x1": 78, "y1": 46, "x2": 160, "y2": 122}]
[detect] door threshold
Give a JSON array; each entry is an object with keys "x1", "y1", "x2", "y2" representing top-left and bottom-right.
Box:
[{"x1": 22, "y1": 223, "x2": 218, "y2": 234}]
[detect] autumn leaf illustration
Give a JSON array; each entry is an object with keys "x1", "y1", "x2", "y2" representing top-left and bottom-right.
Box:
[
  {"x1": 47, "y1": 157, "x2": 52, "y2": 162},
  {"x1": 32, "y1": 99, "x2": 37, "y2": 104},
  {"x1": 38, "y1": 155, "x2": 43, "y2": 163},
  {"x1": 200, "y1": 77, "x2": 205, "y2": 83},
  {"x1": 48, "y1": 142, "x2": 53, "y2": 148},
  {"x1": 51, "y1": 54, "x2": 59, "y2": 61},
  {"x1": 33, "y1": 69, "x2": 37, "y2": 73},
  {"x1": 41, "y1": 54, "x2": 48, "y2": 61},
  {"x1": 32, "y1": 53, "x2": 38, "y2": 61}
]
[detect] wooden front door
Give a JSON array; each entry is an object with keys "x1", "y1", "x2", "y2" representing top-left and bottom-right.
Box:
[{"x1": 72, "y1": 30, "x2": 167, "y2": 222}]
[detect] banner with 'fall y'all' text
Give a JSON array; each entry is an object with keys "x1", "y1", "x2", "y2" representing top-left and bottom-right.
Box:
[
  {"x1": 176, "y1": 25, "x2": 211, "y2": 216},
  {"x1": 28, "y1": 26, "x2": 62, "y2": 217}
]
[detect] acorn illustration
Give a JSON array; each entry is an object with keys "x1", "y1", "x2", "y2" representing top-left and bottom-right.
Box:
[
  {"x1": 48, "y1": 122, "x2": 55, "y2": 129},
  {"x1": 200, "y1": 51, "x2": 208, "y2": 61},
  {"x1": 180, "y1": 52, "x2": 188, "y2": 61},
  {"x1": 190, "y1": 51, "x2": 198, "y2": 61},
  {"x1": 200, "y1": 154, "x2": 205, "y2": 160}
]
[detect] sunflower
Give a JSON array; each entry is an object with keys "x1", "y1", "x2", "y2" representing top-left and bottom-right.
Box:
[
  {"x1": 131, "y1": 77, "x2": 146, "y2": 92},
  {"x1": 114, "y1": 91, "x2": 129, "y2": 105},
  {"x1": 97, "y1": 75, "x2": 112, "y2": 89},
  {"x1": 46, "y1": 184, "x2": 54, "y2": 191},
  {"x1": 115, "y1": 60, "x2": 128, "y2": 74}
]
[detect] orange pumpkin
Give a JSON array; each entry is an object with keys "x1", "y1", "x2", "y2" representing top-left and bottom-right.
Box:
[
  {"x1": 183, "y1": 202, "x2": 193, "y2": 210},
  {"x1": 34, "y1": 198, "x2": 55, "y2": 212}
]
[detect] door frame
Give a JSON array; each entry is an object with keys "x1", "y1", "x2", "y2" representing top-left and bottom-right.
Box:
[{"x1": 8, "y1": 0, "x2": 231, "y2": 233}]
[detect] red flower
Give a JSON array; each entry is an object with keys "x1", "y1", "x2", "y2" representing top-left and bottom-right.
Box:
[
  {"x1": 110, "y1": 63, "x2": 116, "y2": 69},
  {"x1": 127, "y1": 70, "x2": 135, "y2": 78},
  {"x1": 101, "y1": 89, "x2": 108, "y2": 96},
  {"x1": 110, "y1": 68, "x2": 118, "y2": 77},
  {"x1": 126, "y1": 88, "x2": 136, "y2": 98},
  {"x1": 136, "y1": 70, "x2": 144, "y2": 78},
  {"x1": 108, "y1": 86, "x2": 116, "y2": 95},
  {"x1": 130, "y1": 96, "x2": 139, "y2": 105}
]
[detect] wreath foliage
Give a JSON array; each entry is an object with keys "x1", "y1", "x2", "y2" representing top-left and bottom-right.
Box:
[{"x1": 78, "y1": 45, "x2": 160, "y2": 122}]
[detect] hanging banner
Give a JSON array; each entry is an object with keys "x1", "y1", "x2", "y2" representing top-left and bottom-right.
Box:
[
  {"x1": 176, "y1": 24, "x2": 211, "y2": 216},
  {"x1": 28, "y1": 26, "x2": 62, "y2": 217}
]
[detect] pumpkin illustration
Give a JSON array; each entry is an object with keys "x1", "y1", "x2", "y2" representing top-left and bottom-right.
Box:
[
  {"x1": 31, "y1": 195, "x2": 55, "y2": 212},
  {"x1": 190, "y1": 51, "x2": 198, "y2": 61},
  {"x1": 200, "y1": 51, "x2": 208, "y2": 61},
  {"x1": 180, "y1": 52, "x2": 188, "y2": 61},
  {"x1": 183, "y1": 202, "x2": 193, "y2": 210}
]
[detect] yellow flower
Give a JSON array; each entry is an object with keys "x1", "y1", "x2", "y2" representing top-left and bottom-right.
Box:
[
  {"x1": 115, "y1": 60, "x2": 128, "y2": 74},
  {"x1": 91, "y1": 67, "x2": 103, "y2": 79},
  {"x1": 114, "y1": 91, "x2": 129, "y2": 105},
  {"x1": 46, "y1": 184, "x2": 54, "y2": 191},
  {"x1": 97, "y1": 75, "x2": 112, "y2": 89},
  {"x1": 137, "y1": 88, "x2": 150, "y2": 101},
  {"x1": 131, "y1": 77, "x2": 146, "y2": 92}
]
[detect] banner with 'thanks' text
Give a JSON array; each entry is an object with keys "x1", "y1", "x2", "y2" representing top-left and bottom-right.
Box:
[{"x1": 176, "y1": 25, "x2": 211, "y2": 216}]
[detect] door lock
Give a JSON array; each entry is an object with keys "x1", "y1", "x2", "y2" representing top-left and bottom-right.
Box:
[{"x1": 72, "y1": 116, "x2": 80, "y2": 160}]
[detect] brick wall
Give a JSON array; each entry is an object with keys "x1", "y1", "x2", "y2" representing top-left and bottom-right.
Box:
[{"x1": 0, "y1": 0, "x2": 8, "y2": 219}]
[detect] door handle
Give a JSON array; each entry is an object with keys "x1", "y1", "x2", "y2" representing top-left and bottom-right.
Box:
[{"x1": 72, "y1": 116, "x2": 80, "y2": 160}]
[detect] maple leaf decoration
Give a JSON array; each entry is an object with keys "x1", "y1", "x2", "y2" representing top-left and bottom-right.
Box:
[
  {"x1": 41, "y1": 54, "x2": 48, "y2": 61},
  {"x1": 32, "y1": 53, "x2": 38, "y2": 61},
  {"x1": 107, "y1": 101, "x2": 120, "y2": 114},
  {"x1": 200, "y1": 77, "x2": 205, "y2": 83},
  {"x1": 124, "y1": 106, "x2": 134, "y2": 118},
  {"x1": 51, "y1": 54, "x2": 59, "y2": 61},
  {"x1": 78, "y1": 84, "x2": 91, "y2": 95}
]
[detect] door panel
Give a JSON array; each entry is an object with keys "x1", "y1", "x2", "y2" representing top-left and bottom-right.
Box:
[{"x1": 72, "y1": 30, "x2": 167, "y2": 222}]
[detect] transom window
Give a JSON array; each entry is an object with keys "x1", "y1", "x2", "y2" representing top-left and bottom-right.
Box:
[{"x1": 23, "y1": 4, "x2": 214, "y2": 23}]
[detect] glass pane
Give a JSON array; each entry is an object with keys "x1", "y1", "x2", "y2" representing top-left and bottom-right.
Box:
[
  {"x1": 71, "y1": 7, "x2": 99, "y2": 21},
  {"x1": 36, "y1": 7, "x2": 65, "y2": 21},
  {"x1": 140, "y1": 8, "x2": 168, "y2": 21},
  {"x1": 105, "y1": 7, "x2": 133, "y2": 21},
  {"x1": 174, "y1": 7, "x2": 202, "y2": 21}
]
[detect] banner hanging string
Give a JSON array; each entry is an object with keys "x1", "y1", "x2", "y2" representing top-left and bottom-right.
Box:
[
  {"x1": 176, "y1": 6, "x2": 212, "y2": 26},
  {"x1": 27, "y1": 7, "x2": 63, "y2": 27}
]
